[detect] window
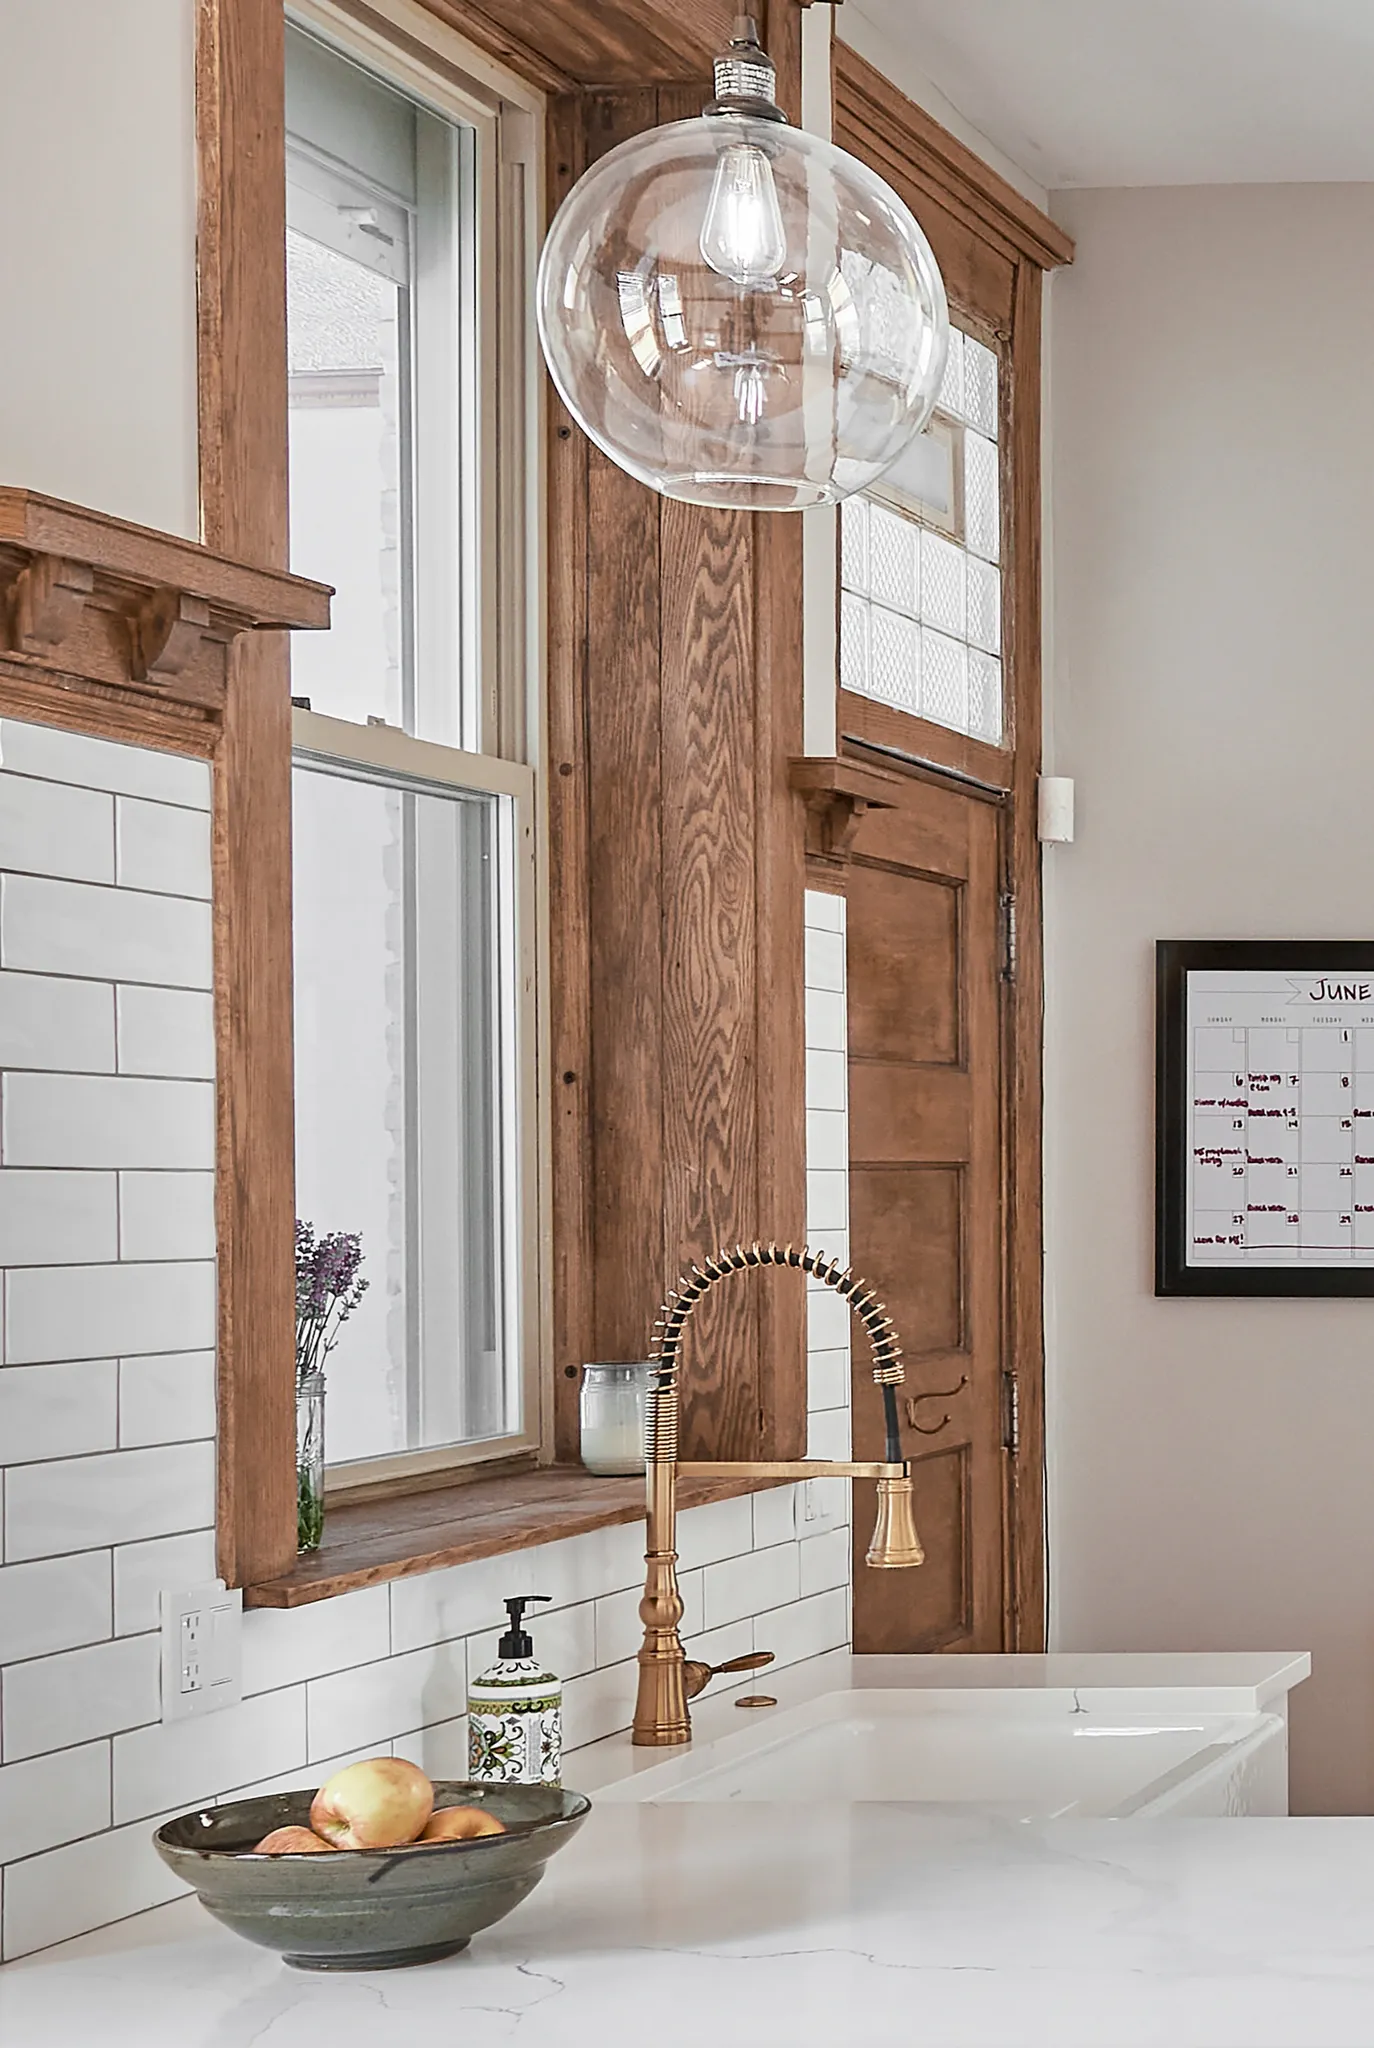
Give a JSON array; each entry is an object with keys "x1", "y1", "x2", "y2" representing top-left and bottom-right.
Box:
[
  {"x1": 838, "y1": 325, "x2": 1003, "y2": 745},
  {"x1": 284, "y1": 16, "x2": 541, "y2": 1484}
]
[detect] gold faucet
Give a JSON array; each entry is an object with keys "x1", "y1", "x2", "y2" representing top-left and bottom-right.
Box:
[{"x1": 633, "y1": 1242, "x2": 923, "y2": 1747}]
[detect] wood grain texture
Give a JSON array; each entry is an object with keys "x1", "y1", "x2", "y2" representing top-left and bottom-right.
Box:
[
  {"x1": 198, "y1": 0, "x2": 299, "y2": 1590},
  {"x1": 245, "y1": 1467, "x2": 792, "y2": 1607},
  {"x1": 545, "y1": 95, "x2": 596, "y2": 1462},
  {"x1": 421, "y1": 0, "x2": 745, "y2": 88}
]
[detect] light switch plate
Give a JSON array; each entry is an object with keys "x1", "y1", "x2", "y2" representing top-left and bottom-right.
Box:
[{"x1": 161, "y1": 1581, "x2": 243, "y2": 1721}]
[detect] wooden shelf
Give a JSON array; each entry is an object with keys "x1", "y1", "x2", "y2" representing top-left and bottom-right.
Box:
[{"x1": 244, "y1": 1464, "x2": 785, "y2": 1608}]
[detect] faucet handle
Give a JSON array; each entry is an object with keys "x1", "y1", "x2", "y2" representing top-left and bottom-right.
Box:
[{"x1": 682, "y1": 1649, "x2": 775, "y2": 1701}]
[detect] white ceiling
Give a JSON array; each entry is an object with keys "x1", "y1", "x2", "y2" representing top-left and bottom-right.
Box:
[{"x1": 852, "y1": 0, "x2": 1374, "y2": 189}]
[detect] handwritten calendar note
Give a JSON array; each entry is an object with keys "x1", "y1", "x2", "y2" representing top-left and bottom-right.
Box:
[{"x1": 1187, "y1": 968, "x2": 1374, "y2": 1266}]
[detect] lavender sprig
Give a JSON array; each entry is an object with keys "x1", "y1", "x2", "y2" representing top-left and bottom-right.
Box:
[{"x1": 295, "y1": 1218, "x2": 368, "y2": 1389}]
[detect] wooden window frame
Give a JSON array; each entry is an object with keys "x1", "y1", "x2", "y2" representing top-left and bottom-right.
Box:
[
  {"x1": 205, "y1": 0, "x2": 820, "y2": 1607},
  {"x1": 827, "y1": 43, "x2": 1073, "y2": 1648}
]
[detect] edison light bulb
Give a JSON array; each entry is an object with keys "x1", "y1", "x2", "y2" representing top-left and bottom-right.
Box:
[{"x1": 700, "y1": 141, "x2": 787, "y2": 286}]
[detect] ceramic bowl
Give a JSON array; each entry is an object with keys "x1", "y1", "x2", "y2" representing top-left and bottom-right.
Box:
[{"x1": 154, "y1": 1780, "x2": 590, "y2": 1970}]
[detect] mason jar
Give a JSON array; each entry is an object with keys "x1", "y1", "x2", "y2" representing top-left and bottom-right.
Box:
[{"x1": 579, "y1": 1362, "x2": 654, "y2": 1475}]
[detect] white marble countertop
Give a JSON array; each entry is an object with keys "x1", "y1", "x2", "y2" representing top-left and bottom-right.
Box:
[{"x1": 6, "y1": 1799, "x2": 1374, "y2": 2047}]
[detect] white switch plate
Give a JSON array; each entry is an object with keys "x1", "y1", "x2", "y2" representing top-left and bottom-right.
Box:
[{"x1": 161, "y1": 1581, "x2": 243, "y2": 1721}]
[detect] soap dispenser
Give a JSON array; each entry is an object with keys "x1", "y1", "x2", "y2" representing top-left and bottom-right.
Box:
[{"x1": 467, "y1": 1595, "x2": 562, "y2": 1786}]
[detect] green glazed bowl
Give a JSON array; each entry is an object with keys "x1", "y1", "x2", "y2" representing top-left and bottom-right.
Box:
[{"x1": 154, "y1": 1780, "x2": 590, "y2": 1970}]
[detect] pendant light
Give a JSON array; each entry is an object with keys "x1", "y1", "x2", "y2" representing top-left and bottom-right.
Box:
[{"x1": 536, "y1": 15, "x2": 949, "y2": 512}]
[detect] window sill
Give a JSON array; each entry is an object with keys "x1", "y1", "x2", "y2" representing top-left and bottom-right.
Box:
[{"x1": 243, "y1": 1462, "x2": 786, "y2": 1608}]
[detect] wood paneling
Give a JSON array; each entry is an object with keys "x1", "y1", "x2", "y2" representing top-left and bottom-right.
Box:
[
  {"x1": 419, "y1": 0, "x2": 770, "y2": 91},
  {"x1": 198, "y1": 0, "x2": 300, "y2": 1591}
]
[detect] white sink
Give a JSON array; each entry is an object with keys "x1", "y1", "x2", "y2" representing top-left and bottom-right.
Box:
[{"x1": 579, "y1": 1652, "x2": 1310, "y2": 1820}]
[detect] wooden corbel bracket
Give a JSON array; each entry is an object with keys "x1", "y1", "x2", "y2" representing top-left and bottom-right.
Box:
[
  {"x1": 132, "y1": 586, "x2": 219, "y2": 684},
  {"x1": 788, "y1": 755, "x2": 903, "y2": 874},
  {"x1": 7, "y1": 553, "x2": 94, "y2": 656}
]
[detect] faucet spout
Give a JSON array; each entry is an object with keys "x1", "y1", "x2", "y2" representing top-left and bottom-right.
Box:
[{"x1": 633, "y1": 1242, "x2": 923, "y2": 1747}]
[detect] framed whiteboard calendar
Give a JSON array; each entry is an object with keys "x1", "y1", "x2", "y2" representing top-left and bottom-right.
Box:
[{"x1": 1157, "y1": 940, "x2": 1374, "y2": 1296}]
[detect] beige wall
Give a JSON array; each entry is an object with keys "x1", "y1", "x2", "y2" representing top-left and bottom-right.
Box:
[
  {"x1": 0, "y1": 0, "x2": 198, "y2": 536},
  {"x1": 1044, "y1": 183, "x2": 1374, "y2": 1815}
]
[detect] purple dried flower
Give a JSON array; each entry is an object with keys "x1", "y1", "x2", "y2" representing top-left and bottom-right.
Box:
[{"x1": 295, "y1": 1219, "x2": 368, "y2": 1388}]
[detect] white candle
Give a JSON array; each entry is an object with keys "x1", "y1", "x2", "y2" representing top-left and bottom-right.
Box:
[{"x1": 580, "y1": 1363, "x2": 652, "y2": 1475}]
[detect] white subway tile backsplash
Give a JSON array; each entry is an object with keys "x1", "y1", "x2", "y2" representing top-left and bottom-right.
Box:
[
  {"x1": 0, "y1": 874, "x2": 212, "y2": 989},
  {"x1": 5, "y1": 1441, "x2": 215, "y2": 1560},
  {"x1": 115, "y1": 986, "x2": 215, "y2": 1081},
  {"x1": 0, "y1": 1551, "x2": 111, "y2": 1662},
  {"x1": 0, "y1": 971, "x2": 113, "y2": 1074},
  {"x1": 0, "y1": 1740, "x2": 111, "y2": 1864},
  {"x1": 0, "y1": 721, "x2": 211, "y2": 810},
  {"x1": 113, "y1": 1529, "x2": 216, "y2": 1636},
  {"x1": 751, "y1": 1484, "x2": 798, "y2": 1551},
  {"x1": 118, "y1": 1172, "x2": 215, "y2": 1261},
  {"x1": 807, "y1": 1407, "x2": 851, "y2": 1462},
  {"x1": 760, "y1": 1587, "x2": 848, "y2": 1672},
  {"x1": 806, "y1": 1109, "x2": 849, "y2": 1172},
  {"x1": 806, "y1": 1168, "x2": 849, "y2": 1234},
  {"x1": 807, "y1": 1289, "x2": 852, "y2": 1353},
  {"x1": 392, "y1": 1716, "x2": 469, "y2": 1780},
  {"x1": 797, "y1": 1475, "x2": 850, "y2": 1537},
  {"x1": 3, "y1": 1632, "x2": 161, "y2": 1761},
  {"x1": 0, "y1": 1359, "x2": 118, "y2": 1463},
  {"x1": 561, "y1": 1658, "x2": 637, "y2": 1751},
  {"x1": 3, "y1": 1074, "x2": 214, "y2": 1170},
  {"x1": 807, "y1": 1346, "x2": 850, "y2": 1415},
  {"x1": 676, "y1": 1494, "x2": 755, "y2": 1572},
  {"x1": 0, "y1": 774, "x2": 113, "y2": 885},
  {"x1": 307, "y1": 1642, "x2": 467, "y2": 1763},
  {"x1": 117, "y1": 1351, "x2": 216, "y2": 1448},
  {"x1": 4, "y1": 1260, "x2": 215, "y2": 1365},
  {"x1": 0, "y1": 1170, "x2": 118, "y2": 1265},
  {"x1": 805, "y1": 987, "x2": 846, "y2": 1052},
  {"x1": 804, "y1": 927, "x2": 846, "y2": 994},
  {"x1": 799, "y1": 1524, "x2": 851, "y2": 1598},
  {"x1": 703, "y1": 1542, "x2": 800, "y2": 1631},
  {"x1": 241, "y1": 1587, "x2": 390, "y2": 1698},
  {"x1": 803, "y1": 888, "x2": 844, "y2": 934},
  {"x1": 679, "y1": 1618, "x2": 754, "y2": 1675},
  {"x1": 113, "y1": 1688, "x2": 306, "y2": 1826},
  {"x1": 2, "y1": 1812, "x2": 188, "y2": 1960},
  {"x1": 222, "y1": 1745, "x2": 384, "y2": 1803},
  {"x1": 806, "y1": 1048, "x2": 847, "y2": 1112},
  {"x1": 115, "y1": 797, "x2": 212, "y2": 901}
]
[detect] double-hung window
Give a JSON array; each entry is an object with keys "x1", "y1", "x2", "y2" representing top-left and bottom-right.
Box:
[{"x1": 284, "y1": 12, "x2": 542, "y2": 1486}]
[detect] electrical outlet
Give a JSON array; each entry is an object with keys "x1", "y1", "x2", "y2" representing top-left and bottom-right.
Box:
[{"x1": 161, "y1": 1582, "x2": 243, "y2": 1722}]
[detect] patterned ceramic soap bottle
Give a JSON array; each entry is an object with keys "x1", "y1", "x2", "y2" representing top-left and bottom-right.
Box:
[{"x1": 467, "y1": 1595, "x2": 562, "y2": 1786}]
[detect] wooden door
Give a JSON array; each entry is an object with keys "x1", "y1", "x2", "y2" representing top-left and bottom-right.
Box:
[{"x1": 847, "y1": 769, "x2": 1007, "y2": 1653}]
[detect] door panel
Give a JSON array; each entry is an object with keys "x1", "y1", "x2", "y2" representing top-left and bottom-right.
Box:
[{"x1": 847, "y1": 771, "x2": 1006, "y2": 1654}]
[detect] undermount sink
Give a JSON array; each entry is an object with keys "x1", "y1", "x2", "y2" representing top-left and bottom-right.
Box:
[{"x1": 580, "y1": 1652, "x2": 1310, "y2": 1820}]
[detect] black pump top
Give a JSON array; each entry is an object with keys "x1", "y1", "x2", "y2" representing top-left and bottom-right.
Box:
[{"x1": 499, "y1": 1594, "x2": 551, "y2": 1659}]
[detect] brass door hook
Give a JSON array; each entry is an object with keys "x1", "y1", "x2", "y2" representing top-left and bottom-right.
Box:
[{"x1": 904, "y1": 1376, "x2": 969, "y2": 1436}]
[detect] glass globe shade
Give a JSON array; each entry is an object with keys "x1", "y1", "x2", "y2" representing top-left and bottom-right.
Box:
[{"x1": 537, "y1": 113, "x2": 949, "y2": 511}]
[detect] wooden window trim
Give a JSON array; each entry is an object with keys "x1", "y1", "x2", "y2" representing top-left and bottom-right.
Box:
[
  {"x1": 206, "y1": 0, "x2": 816, "y2": 1602},
  {"x1": 829, "y1": 42, "x2": 1072, "y2": 1650}
]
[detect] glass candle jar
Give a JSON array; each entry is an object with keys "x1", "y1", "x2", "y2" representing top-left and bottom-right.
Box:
[{"x1": 580, "y1": 1362, "x2": 654, "y2": 1476}]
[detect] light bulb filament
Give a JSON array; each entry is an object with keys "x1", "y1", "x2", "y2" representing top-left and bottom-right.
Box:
[{"x1": 699, "y1": 138, "x2": 786, "y2": 288}]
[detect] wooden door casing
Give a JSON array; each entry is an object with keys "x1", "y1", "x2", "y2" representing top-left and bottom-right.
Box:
[{"x1": 846, "y1": 772, "x2": 1006, "y2": 1653}]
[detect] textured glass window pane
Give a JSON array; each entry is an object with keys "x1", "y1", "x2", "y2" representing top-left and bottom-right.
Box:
[
  {"x1": 868, "y1": 503, "x2": 920, "y2": 617},
  {"x1": 839, "y1": 590, "x2": 871, "y2": 697},
  {"x1": 840, "y1": 495, "x2": 869, "y2": 597},
  {"x1": 965, "y1": 432, "x2": 1000, "y2": 562},
  {"x1": 294, "y1": 760, "x2": 518, "y2": 1464},
  {"x1": 920, "y1": 530, "x2": 966, "y2": 638},
  {"x1": 966, "y1": 554, "x2": 1001, "y2": 655},
  {"x1": 938, "y1": 326, "x2": 965, "y2": 420},
  {"x1": 963, "y1": 336, "x2": 999, "y2": 440},
  {"x1": 968, "y1": 651, "x2": 1003, "y2": 743},
  {"x1": 921, "y1": 629, "x2": 969, "y2": 732},
  {"x1": 869, "y1": 605, "x2": 921, "y2": 711}
]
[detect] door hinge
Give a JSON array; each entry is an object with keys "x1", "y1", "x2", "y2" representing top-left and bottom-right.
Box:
[
  {"x1": 1000, "y1": 892, "x2": 1017, "y2": 982},
  {"x1": 1002, "y1": 1370, "x2": 1020, "y2": 1457}
]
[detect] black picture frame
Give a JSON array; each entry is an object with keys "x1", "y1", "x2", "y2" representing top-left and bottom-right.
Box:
[{"x1": 1156, "y1": 939, "x2": 1374, "y2": 1297}]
